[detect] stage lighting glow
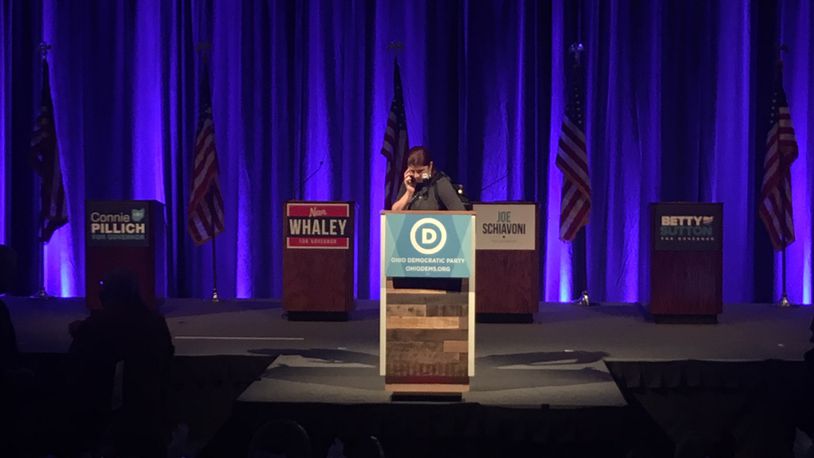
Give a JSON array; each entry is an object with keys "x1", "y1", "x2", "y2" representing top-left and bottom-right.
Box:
[{"x1": 12, "y1": 0, "x2": 812, "y2": 304}]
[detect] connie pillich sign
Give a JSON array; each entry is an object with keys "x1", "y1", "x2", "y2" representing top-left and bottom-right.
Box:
[
  {"x1": 384, "y1": 213, "x2": 473, "y2": 278},
  {"x1": 652, "y1": 203, "x2": 722, "y2": 251},
  {"x1": 86, "y1": 201, "x2": 151, "y2": 247}
]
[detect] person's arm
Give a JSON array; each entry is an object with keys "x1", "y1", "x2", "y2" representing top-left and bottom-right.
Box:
[
  {"x1": 391, "y1": 171, "x2": 415, "y2": 211},
  {"x1": 435, "y1": 177, "x2": 466, "y2": 211}
]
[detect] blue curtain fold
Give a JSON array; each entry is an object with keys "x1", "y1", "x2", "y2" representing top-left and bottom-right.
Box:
[{"x1": 1, "y1": 0, "x2": 812, "y2": 304}]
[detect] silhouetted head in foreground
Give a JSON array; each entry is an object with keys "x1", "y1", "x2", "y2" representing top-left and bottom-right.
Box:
[{"x1": 99, "y1": 270, "x2": 145, "y2": 314}]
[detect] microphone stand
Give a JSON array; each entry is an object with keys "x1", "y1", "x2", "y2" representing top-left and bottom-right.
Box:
[{"x1": 300, "y1": 160, "x2": 324, "y2": 200}]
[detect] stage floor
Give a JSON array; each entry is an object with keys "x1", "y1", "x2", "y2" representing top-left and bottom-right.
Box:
[{"x1": 7, "y1": 297, "x2": 812, "y2": 409}]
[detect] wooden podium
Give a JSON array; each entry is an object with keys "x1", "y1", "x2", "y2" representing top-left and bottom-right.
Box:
[
  {"x1": 650, "y1": 203, "x2": 723, "y2": 323},
  {"x1": 381, "y1": 211, "x2": 475, "y2": 397},
  {"x1": 473, "y1": 202, "x2": 539, "y2": 322},
  {"x1": 85, "y1": 200, "x2": 165, "y2": 310},
  {"x1": 283, "y1": 201, "x2": 355, "y2": 320}
]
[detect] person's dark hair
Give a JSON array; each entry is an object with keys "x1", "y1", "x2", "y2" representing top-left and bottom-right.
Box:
[
  {"x1": 406, "y1": 146, "x2": 432, "y2": 167},
  {"x1": 99, "y1": 269, "x2": 145, "y2": 313}
]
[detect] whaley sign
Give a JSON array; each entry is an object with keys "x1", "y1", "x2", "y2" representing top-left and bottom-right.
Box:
[
  {"x1": 286, "y1": 202, "x2": 351, "y2": 249},
  {"x1": 86, "y1": 201, "x2": 151, "y2": 247},
  {"x1": 652, "y1": 203, "x2": 722, "y2": 251},
  {"x1": 384, "y1": 213, "x2": 474, "y2": 278}
]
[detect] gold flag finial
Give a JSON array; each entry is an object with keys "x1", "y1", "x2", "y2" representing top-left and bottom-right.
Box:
[
  {"x1": 196, "y1": 42, "x2": 212, "y2": 65},
  {"x1": 39, "y1": 42, "x2": 52, "y2": 60},
  {"x1": 387, "y1": 41, "x2": 404, "y2": 57}
]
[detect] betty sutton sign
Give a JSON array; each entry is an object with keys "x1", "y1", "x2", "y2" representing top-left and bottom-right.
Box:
[
  {"x1": 652, "y1": 202, "x2": 722, "y2": 251},
  {"x1": 384, "y1": 213, "x2": 474, "y2": 278}
]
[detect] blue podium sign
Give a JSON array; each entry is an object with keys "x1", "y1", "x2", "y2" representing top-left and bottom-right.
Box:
[{"x1": 383, "y1": 213, "x2": 474, "y2": 278}]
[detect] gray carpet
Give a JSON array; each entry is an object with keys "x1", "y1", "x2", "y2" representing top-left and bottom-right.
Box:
[{"x1": 7, "y1": 297, "x2": 812, "y2": 408}]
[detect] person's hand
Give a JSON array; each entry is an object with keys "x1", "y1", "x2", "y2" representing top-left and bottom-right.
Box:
[{"x1": 403, "y1": 170, "x2": 416, "y2": 194}]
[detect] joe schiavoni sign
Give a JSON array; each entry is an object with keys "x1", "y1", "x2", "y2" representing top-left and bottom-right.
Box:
[
  {"x1": 473, "y1": 203, "x2": 536, "y2": 250},
  {"x1": 86, "y1": 201, "x2": 151, "y2": 247},
  {"x1": 286, "y1": 202, "x2": 351, "y2": 249}
]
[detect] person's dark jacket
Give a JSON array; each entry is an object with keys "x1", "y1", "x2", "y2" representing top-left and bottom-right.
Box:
[
  {"x1": 69, "y1": 292, "x2": 174, "y2": 456},
  {"x1": 396, "y1": 171, "x2": 466, "y2": 211},
  {"x1": 0, "y1": 300, "x2": 17, "y2": 369}
]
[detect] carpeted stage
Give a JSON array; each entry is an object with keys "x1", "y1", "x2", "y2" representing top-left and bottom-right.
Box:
[{"x1": 7, "y1": 297, "x2": 813, "y2": 457}]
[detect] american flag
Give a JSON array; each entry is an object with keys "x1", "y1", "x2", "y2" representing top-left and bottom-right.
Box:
[
  {"x1": 31, "y1": 59, "x2": 68, "y2": 243},
  {"x1": 187, "y1": 67, "x2": 224, "y2": 245},
  {"x1": 759, "y1": 62, "x2": 798, "y2": 251},
  {"x1": 381, "y1": 59, "x2": 409, "y2": 210},
  {"x1": 556, "y1": 46, "x2": 591, "y2": 242}
]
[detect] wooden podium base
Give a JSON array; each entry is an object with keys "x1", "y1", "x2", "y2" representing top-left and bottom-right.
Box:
[
  {"x1": 383, "y1": 280, "x2": 471, "y2": 394},
  {"x1": 476, "y1": 312, "x2": 533, "y2": 324},
  {"x1": 387, "y1": 377, "x2": 468, "y2": 402},
  {"x1": 381, "y1": 211, "x2": 476, "y2": 398},
  {"x1": 389, "y1": 391, "x2": 464, "y2": 403},
  {"x1": 285, "y1": 311, "x2": 350, "y2": 322},
  {"x1": 387, "y1": 384, "x2": 469, "y2": 394},
  {"x1": 652, "y1": 313, "x2": 718, "y2": 324}
]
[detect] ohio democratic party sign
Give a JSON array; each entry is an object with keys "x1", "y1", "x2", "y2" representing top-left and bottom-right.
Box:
[{"x1": 384, "y1": 213, "x2": 473, "y2": 278}]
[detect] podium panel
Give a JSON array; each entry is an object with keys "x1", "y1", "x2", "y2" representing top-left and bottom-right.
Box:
[
  {"x1": 283, "y1": 201, "x2": 355, "y2": 319},
  {"x1": 381, "y1": 211, "x2": 475, "y2": 394},
  {"x1": 85, "y1": 200, "x2": 165, "y2": 310},
  {"x1": 650, "y1": 203, "x2": 723, "y2": 322},
  {"x1": 473, "y1": 202, "x2": 539, "y2": 320}
]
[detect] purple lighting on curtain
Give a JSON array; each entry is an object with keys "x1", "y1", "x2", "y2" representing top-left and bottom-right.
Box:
[
  {"x1": 780, "y1": 0, "x2": 813, "y2": 304},
  {"x1": 509, "y1": 1, "x2": 527, "y2": 201},
  {"x1": 131, "y1": 0, "x2": 168, "y2": 298},
  {"x1": 6, "y1": 0, "x2": 810, "y2": 304},
  {"x1": 712, "y1": 0, "x2": 753, "y2": 303},
  {"x1": 132, "y1": 0, "x2": 164, "y2": 203},
  {"x1": 42, "y1": 0, "x2": 77, "y2": 297},
  {"x1": 0, "y1": 0, "x2": 7, "y2": 244},
  {"x1": 366, "y1": 0, "x2": 395, "y2": 299},
  {"x1": 45, "y1": 230, "x2": 76, "y2": 297},
  {"x1": 476, "y1": 1, "x2": 529, "y2": 202},
  {"x1": 0, "y1": 19, "x2": 5, "y2": 244},
  {"x1": 545, "y1": 0, "x2": 571, "y2": 302},
  {"x1": 302, "y1": 0, "x2": 333, "y2": 202},
  {"x1": 212, "y1": 0, "x2": 245, "y2": 299}
]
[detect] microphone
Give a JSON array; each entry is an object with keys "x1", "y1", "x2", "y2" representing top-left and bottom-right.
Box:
[
  {"x1": 480, "y1": 173, "x2": 508, "y2": 193},
  {"x1": 300, "y1": 160, "x2": 324, "y2": 199}
]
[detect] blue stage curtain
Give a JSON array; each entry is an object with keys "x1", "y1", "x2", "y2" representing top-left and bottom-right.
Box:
[{"x1": 1, "y1": 0, "x2": 812, "y2": 304}]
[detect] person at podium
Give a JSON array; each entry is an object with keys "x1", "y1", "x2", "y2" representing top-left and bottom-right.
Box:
[
  {"x1": 390, "y1": 146, "x2": 464, "y2": 291},
  {"x1": 391, "y1": 146, "x2": 465, "y2": 211}
]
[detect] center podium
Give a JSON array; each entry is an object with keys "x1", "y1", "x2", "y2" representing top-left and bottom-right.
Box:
[{"x1": 380, "y1": 211, "x2": 476, "y2": 397}]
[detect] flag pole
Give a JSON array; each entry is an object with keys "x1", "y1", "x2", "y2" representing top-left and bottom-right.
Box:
[
  {"x1": 198, "y1": 42, "x2": 219, "y2": 304},
  {"x1": 575, "y1": 0, "x2": 590, "y2": 307},
  {"x1": 383, "y1": 41, "x2": 404, "y2": 210},
  {"x1": 568, "y1": 38, "x2": 591, "y2": 307},
  {"x1": 31, "y1": 42, "x2": 53, "y2": 300},
  {"x1": 211, "y1": 212, "x2": 219, "y2": 302},
  {"x1": 777, "y1": 45, "x2": 791, "y2": 308},
  {"x1": 780, "y1": 245, "x2": 789, "y2": 307},
  {"x1": 32, "y1": 241, "x2": 48, "y2": 299}
]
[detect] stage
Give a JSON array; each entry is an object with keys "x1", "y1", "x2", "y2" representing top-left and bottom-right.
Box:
[{"x1": 6, "y1": 297, "x2": 813, "y2": 456}]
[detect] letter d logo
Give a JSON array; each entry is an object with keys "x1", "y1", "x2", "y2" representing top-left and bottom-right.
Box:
[
  {"x1": 422, "y1": 228, "x2": 437, "y2": 245},
  {"x1": 410, "y1": 218, "x2": 447, "y2": 255}
]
